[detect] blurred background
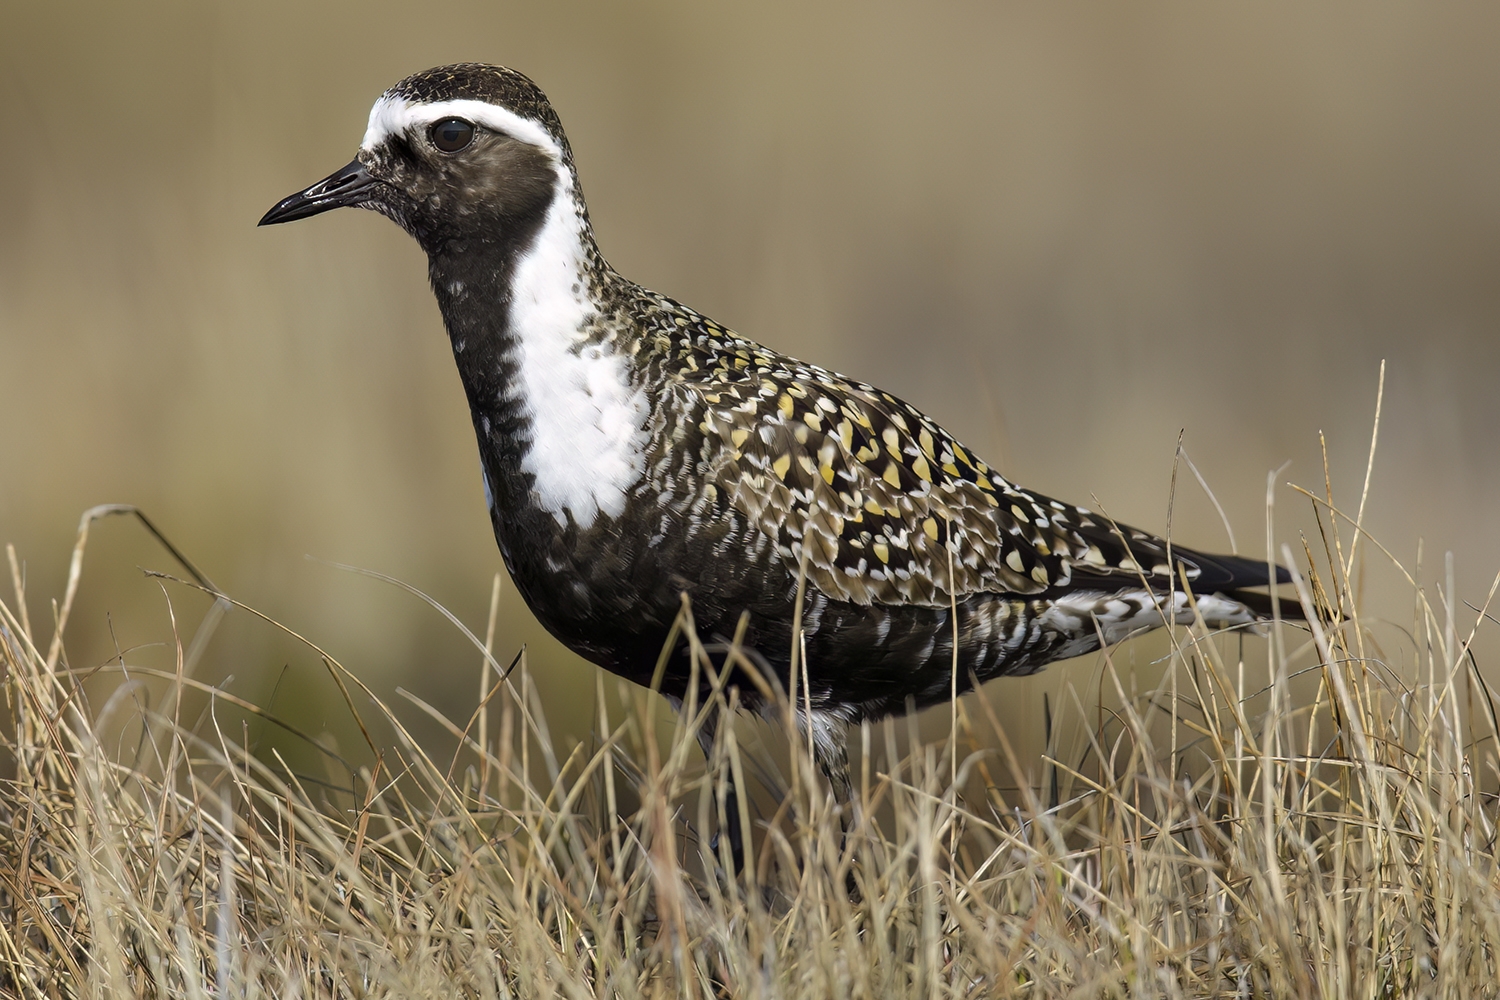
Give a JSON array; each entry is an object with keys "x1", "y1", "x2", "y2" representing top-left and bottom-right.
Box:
[{"x1": 1, "y1": 1, "x2": 1497, "y2": 777}]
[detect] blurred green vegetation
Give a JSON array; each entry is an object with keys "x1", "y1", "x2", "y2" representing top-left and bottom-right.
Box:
[{"x1": 1, "y1": 1, "x2": 1497, "y2": 766}]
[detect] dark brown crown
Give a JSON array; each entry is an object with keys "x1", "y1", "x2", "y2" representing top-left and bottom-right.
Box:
[{"x1": 386, "y1": 64, "x2": 570, "y2": 154}]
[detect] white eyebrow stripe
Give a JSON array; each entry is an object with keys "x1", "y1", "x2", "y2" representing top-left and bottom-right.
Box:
[{"x1": 361, "y1": 95, "x2": 563, "y2": 158}]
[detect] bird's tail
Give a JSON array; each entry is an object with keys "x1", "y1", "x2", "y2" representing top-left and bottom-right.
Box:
[{"x1": 1216, "y1": 586, "x2": 1306, "y2": 622}]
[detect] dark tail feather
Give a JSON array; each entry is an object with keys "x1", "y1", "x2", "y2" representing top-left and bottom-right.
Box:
[
  {"x1": 1060, "y1": 545, "x2": 1301, "y2": 621},
  {"x1": 1177, "y1": 549, "x2": 1303, "y2": 622},
  {"x1": 1219, "y1": 587, "x2": 1306, "y2": 622},
  {"x1": 1182, "y1": 549, "x2": 1292, "y2": 591}
]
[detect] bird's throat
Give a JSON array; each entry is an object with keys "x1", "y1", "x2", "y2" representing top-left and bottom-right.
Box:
[{"x1": 428, "y1": 182, "x2": 649, "y2": 533}]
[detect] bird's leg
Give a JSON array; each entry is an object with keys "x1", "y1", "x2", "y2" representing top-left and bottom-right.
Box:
[
  {"x1": 797, "y1": 709, "x2": 856, "y2": 833},
  {"x1": 814, "y1": 738, "x2": 854, "y2": 834},
  {"x1": 810, "y1": 729, "x2": 862, "y2": 901},
  {"x1": 695, "y1": 700, "x2": 745, "y2": 874}
]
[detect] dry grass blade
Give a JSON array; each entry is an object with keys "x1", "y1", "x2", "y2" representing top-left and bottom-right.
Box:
[{"x1": 2, "y1": 459, "x2": 1499, "y2": 998}]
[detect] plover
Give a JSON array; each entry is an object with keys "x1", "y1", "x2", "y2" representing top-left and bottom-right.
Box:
[{"x1": 261, "y1": 63, "x2": 1290, "y2": 863}]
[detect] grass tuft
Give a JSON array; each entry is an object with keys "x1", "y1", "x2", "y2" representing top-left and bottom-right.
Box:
[{"x1": 2, "y1": 473, "x2": 1499, "y2": 998}]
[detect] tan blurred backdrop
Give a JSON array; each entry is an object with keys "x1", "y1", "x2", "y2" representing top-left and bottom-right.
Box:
[{"x1": 2, "y1": 1, "x2": 1498, "y2": 771}]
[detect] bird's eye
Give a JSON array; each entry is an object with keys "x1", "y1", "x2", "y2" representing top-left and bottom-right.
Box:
[{"x1": 430, "y1": 118, "x2": 475, "y2": 153}]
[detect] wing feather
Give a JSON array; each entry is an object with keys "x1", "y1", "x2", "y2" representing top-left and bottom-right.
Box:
[{"x1": 655, "y1": 315, "x2": 1257, "y2": 607}]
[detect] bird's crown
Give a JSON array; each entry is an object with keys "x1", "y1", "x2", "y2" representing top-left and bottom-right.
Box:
[{"x1": 360, "y1": 63, "x2": 572, "y2": 164}]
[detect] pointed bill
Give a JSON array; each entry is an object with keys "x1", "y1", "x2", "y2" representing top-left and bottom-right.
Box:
[{"x1": 258, "y1": 159, "x2": 376, "y2": 226}]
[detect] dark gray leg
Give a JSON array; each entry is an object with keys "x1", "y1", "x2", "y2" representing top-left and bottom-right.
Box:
[
  {"x1": 696, "y1": 702, "x2": 745, "y2": 873},
  {"x1": 800, "y1": 709, "x2": 855, "y2": 828},
  {"x1": 809, "y1": 722, "x2": 861, "y2": 900},
  {"x1": 814, "y1": 738, "x2": 854, "y2": 820}
]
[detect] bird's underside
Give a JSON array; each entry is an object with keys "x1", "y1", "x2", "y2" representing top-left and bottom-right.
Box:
[{"x1": 489, "y1": 285, "x2": 1290, "y2": 727}]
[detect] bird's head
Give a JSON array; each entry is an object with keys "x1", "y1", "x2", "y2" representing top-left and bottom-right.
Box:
[{"x1": 259, "y1": 64, "x2": 576, "y2": 255}]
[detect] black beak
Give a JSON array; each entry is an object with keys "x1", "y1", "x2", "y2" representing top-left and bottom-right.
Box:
[{"x1": 258, "y1": 158, "x2": 376, "y2": 226}]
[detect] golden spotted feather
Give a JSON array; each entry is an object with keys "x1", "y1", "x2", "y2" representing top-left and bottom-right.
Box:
[{"x1": 641, "y1": 305, "x2": 1194, "y2": 609}]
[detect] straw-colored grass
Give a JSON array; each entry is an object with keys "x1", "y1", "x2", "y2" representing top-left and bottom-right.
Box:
[{"x1": 3, "y1": 454, "x2": 1499, "y2": 998}]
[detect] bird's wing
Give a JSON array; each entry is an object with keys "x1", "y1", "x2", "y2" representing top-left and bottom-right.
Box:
[{"x1": 678, "y1": 338, "x2": 1214, "y2": 607}]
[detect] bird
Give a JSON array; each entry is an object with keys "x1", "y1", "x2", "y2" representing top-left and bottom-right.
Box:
[{"x1": 260, "y1": 63, "x2": 1290, "y2": 865}]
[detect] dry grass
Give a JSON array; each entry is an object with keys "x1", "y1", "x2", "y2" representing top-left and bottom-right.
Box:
[{"x1": 3, "y1": 464, "x2": 1500, "y2": 998}]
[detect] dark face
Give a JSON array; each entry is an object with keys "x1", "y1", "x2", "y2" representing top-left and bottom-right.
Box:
[
  {"x1": 260, "y1": 109, "x2": 559, "y2": 256},
  {"x1": 361, "y1": 115, "x2": 558, "y2": 252}
]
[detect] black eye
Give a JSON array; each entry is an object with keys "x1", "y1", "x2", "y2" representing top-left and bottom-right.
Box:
[{"x1": 430, "y1": 118, "x2": 475, "y2": 153}]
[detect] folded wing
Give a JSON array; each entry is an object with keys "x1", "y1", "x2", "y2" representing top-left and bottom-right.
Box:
[{"x1": 683, "y1": 347, "x2": 1283, "y2": 607}]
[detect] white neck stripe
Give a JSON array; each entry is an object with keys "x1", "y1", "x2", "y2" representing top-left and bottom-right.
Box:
[
  {"x1": 360, "y1": 92, "x2": 645, "y2": 528},
  {"x1": 502, "y1": 180, "x2": 648, "y2": 527},
  {"x1": 361, "y1": 95, "x2": 564, "y2": 159}
]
